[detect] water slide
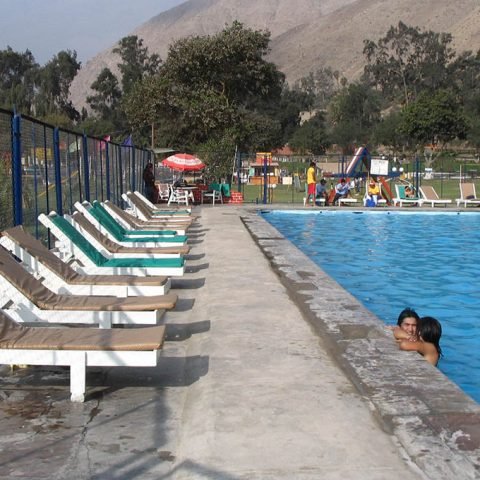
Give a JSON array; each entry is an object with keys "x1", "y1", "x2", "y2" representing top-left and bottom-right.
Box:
[
  {"x1": 379, "y1": 177, "x2": 393, "y2": 204},
  {"x1": 345, "y1": 147, "x2": 369, "y2": 176}
]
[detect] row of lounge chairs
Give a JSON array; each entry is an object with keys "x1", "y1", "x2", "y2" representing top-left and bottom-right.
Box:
[
  {"x1": 393, "y1": 183, "x2": 479, "y2": 208},
  {"x1": 0, "y1": 191, "x2": 195, "y2": 401}
]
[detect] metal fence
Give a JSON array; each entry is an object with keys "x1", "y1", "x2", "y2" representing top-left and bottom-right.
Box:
[{"x1": 0, "y1": 108, "x2": 154, "y2": 243}]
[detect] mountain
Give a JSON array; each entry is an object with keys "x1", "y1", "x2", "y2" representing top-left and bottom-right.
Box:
[{"x1": 69, "y1": 0, "x2": 480, "y2": 109}]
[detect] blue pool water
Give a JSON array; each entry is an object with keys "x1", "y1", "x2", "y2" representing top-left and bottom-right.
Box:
[{"x1": 262, "y1": 210, "x2": 480, "y2": 403}]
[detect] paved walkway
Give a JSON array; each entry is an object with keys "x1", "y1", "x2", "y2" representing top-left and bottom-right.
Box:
[{"x1": 0, "y1": 205, "x2": 478, "y2": 479}]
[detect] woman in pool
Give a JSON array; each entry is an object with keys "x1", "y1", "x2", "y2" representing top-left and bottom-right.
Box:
[{"x1": 399, "y1": 316, "x2": 442, "y2": 366}]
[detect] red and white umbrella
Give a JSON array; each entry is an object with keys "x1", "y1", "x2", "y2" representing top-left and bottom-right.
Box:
[{"x1": 161, "y1": 153, "x2": 205, "y2": 172}]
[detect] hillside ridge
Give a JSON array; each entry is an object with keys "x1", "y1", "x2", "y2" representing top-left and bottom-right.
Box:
[{"x1": 69, "y1": 0, "x2": 480, "y2": 108}]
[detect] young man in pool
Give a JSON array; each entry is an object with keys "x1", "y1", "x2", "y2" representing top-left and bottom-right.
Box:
[
  {"x1": 399, "y1": 316, "x2": 442, "y2": 366},
  {"x1": 392, "y1": 308, "x2": 420, "y2": 342}
]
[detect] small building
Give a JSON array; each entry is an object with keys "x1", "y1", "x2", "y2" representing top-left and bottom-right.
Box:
[{"x1": 249, "y1": 153, "x2": 280, "y2": 185}]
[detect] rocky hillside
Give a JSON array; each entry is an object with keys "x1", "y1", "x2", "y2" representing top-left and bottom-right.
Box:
[{"x1": 70, "y1": 0, "x2": 480, "y2": 108}]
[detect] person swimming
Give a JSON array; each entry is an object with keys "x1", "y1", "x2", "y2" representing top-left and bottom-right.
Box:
[{"x1": 398, "y1": 316, "x2": 442, "y2": 366}]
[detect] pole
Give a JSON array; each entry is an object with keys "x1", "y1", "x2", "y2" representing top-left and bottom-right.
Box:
[
  {"x1": 236, "y1": 148, "x2": 241, "y2": 193},
  {"x1": 263, "y1": 154, "x2": 268, "y2": 204},
  {"x1": 12, "y1": 114, "x2": 22, "y2": 226},
  {"x1": 53, "y1": 128, "x2": 63, "y2": 215}
]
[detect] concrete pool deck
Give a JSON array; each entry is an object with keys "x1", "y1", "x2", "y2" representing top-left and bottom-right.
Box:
[{"x1": 0, "y1": 204, "x2": 478, "y2": 479}]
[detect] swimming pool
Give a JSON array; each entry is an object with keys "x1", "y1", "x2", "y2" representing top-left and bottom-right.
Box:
[{"x1": 262, "y1": 210, "x2": 480, "y2": 404}]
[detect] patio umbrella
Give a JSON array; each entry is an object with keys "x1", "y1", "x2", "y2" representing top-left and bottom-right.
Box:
[{"x1": 162, "y1": 153, "x2": 205, "y2": 172}]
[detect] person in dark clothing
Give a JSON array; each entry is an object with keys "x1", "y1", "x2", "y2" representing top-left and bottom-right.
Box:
[{"x1": 143, "y1": 163, "x2": 157, "y2": 203}]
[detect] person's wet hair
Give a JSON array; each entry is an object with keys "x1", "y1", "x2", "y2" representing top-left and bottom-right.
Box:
[
  {"x1": 397, "y1": 308, "x2": 420, "y2": 327},
  {"x1": 419, "y1": 316, "x2": 442, "y2": 357}
]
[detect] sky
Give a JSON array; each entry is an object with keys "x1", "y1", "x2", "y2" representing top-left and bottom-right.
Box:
[{"x1": 0, "y1": 0, "x2": 186, "y2": 65}]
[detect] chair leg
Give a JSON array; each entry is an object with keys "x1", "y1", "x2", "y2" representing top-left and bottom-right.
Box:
[{"x1": 70, "y1": 352, "x2": 86, "y2": 402}]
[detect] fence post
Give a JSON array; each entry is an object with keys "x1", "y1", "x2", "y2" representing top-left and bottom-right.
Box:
[
  {"x1": 236, "y1": 148, "x2": 241, "y2": 193},
  {"x1": 263, "y1": 154, "x2": 268, "y2": 204},
  {"x1": 82, "y1": 134, "x2": 90, "y2": 202},
  {"x1": 105, "y1": 141, "x2": 111, "y2": 200},
  {"x1": 53, "y1": 127, "x2": 63, "y2": 215},
  {"x1": 12, "y1": 114, "x2": 23, "y2": 226},
  {"x1": 131, "y1": 147, "x2": 136, "y2": 192}
]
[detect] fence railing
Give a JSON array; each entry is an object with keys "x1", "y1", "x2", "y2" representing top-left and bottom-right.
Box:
[{"x1": 0, "y1": 108, "x2": 154, "y2": 243}]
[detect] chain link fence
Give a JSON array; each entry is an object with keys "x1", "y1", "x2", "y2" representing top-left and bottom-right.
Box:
[{"x1": 0, "y1": 108, "x2": 154, "y2": 244}]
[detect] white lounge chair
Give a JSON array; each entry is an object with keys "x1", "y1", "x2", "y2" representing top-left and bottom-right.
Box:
[
  {"x1": 74, "y1": 201, "x2": 188, "y2": 243},
  {"x1": 363, "y1": 181, "x2": 387, "y2": 207},
  {"x1": 134, "y1": 190, "x2": 192, "y2": 215},
  {"x1": 393, "y1": 184, "x2": 424, "y2": 207},
  {"x1": 103, "y1": 200, "x2": 192, "y2": 231},
  {"x1": 0, "y1": 310, "x2": 166, "y2": 401},
  {"x1": 38, "y1": 212, "x2": 185, "y2": 277},
  {"x1": 419, "y1": 185, "x2": 452, "y2": 208},
  {"x1": 0, "y1": 244, "x2": 176, "y2": 328},
  {"x1": 456, "y1": 183, "x2": 480, "y2": 207},
  {"x1": 66, "y1": 211, "x2": 187, "y2": 259},
  {"x1": 338, "y1": 197, "x2": 359, "y2": 206},
  {"x1": 0, "y1": 226, "x2": 172, "y2": 296},
  {"x1": 124, "y1": 192, "x2": 192, "y2": 222}
]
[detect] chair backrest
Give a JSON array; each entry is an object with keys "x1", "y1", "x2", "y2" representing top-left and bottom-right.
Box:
[
  {"x1": 460, "y1": 182, "x2": 476, "y2": 200},
  {"x1": 0, "y1": 244, "x2": 58, "y2": 307},
  {"x1": 90, "y1": 201, "x2": 127, "y2": 240},
  {"x1": 2, "y1": 226, "x2": 81, "y2": 282},
  {"x1": 420, "y1": 185, "x2": 439, "y2": 200},
  {"x1": 48, "y1": 214, "x2": 107, "y2": 266},
  {"x1": 104, "y1": 201, "x2": 139, "y2": 228},
  {"x1": 71, "y1": 211, "x2": 121, "y2": 252},
  {"x1": 127, "y1": 192, "x2": 153, "y2": 218},
  {"x1": 396, "y1": 184, "x2": 418, "y2": 199},
  {"x1": 396, "y1": 185, "x2": 406, "y2": 199},
  {"x1": 221, "y1": 183, "x2": 231, "y2": 197}
]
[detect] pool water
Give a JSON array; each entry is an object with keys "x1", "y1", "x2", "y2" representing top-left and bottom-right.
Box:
[{"x1": 262, "y1": 210, "x2": 480, "y2": 404}]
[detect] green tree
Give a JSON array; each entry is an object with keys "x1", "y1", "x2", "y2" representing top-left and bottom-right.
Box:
[
  {"x1": 86, "y1": 67, "x2": 122, "y2": 120},
  {"x1": 124, "y1": 22, "x2": 285, "y2": 177},
  {"x1": 35, "y1": 50, "x2": 81, "y2": 121},
  {"x1": 363, "y1": 22, "x2": 455, "y2": 105},
  {"x1": 0, "y1": 46, "x2": 39, "y2": 113},
  {"x1": 372, "y1": 110, "x2": 407, "y2": 151},
  {"x1": 113, "y1": 35, "x2": 161, "y2": 95},
  {"x1": 289, "y1": 112, "x2": 330, "y2": 154},
  {"x1": 399, "y1": 89, "x2": 468, "y2": 150},
  {"x1": 328, "y1": 82, "x2": 381, "y2": 150},
  {"x1": 295, "y1": 67, "x2": 343, "y2": 110}
]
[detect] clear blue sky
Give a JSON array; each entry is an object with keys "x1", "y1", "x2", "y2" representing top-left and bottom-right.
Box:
[{"x1": 0, "y1": 0, "x2": 186, "y2": 65}]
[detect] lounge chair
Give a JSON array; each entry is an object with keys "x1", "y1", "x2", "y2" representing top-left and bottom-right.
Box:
[
  {"x1": 338, "y1": 196, "x2": 360, "y2": 206},
  {"x1": 363, "y1": 181, "x2": 387, "y2": 207},
  {"x1": 0, "y1": 244, "x2": 177, "y2": 328},
  {"x1": 0, "y1": 310, "x2": 166, "y2": 401},
  {"x1": 0, "y1": 226, "x2": 172, "y2": 296},
  {"x1": 103, "y1": 200, "x2": 192, "y2": 231},
  {"x1": 80, "y1": 201, "x2": 188, "y2": 238},
  {"x1": 419, "y1": 185, "x2": 452, "y2": 208},
  {"x1": 38, "y1": 212, "x2": 185, "y2": 277},
  {"x1": 393, "y1": 185, "x2": 424, "y2": 207},
  {"x1": 74, "y1": 202, "x2": 187, "y2": 247},
  {"x1": 456, "y1": 183, "x2": 480, "y2": 207},
  {"x1": 134, "y1": 190, "x2": 192, "y2": 215},
  {"x1": 67, "y1": 211, "x2": 189, "y2": 259},
  {"x1": 124, "y1": 192, "x2": 192, "y2": 222}
]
